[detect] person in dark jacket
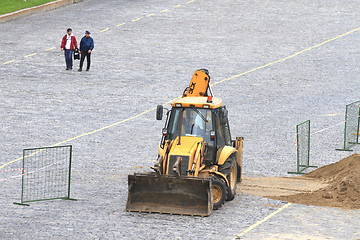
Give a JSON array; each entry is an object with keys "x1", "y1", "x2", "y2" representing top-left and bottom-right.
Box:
[
  {"x1": 60, "y1": 28, "x2": 78, "y2": 70},
  {"x1": 78, "y1": 31, "x2": 94, "y2": 71}
]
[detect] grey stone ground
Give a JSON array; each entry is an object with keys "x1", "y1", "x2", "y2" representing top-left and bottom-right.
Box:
[{"x1": 1, "y1": 0, "x2": 360, "y2": 239}]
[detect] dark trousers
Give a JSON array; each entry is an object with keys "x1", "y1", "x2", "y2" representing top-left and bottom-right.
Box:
[
  {"x1": 64, "y1": 49, "x2": 74, "y2": 69},
  {"x1": 79, "y1": 51, "x2": 91, "y2": 70}
]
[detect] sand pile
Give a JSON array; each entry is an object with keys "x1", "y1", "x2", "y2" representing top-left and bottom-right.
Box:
[{"x1": 270, "y1": 154, "x2": 360, "y2": 209}]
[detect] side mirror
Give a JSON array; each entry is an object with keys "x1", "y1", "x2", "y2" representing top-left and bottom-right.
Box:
[
  {"x1": 156, "y1": 105, "x2": 163, "y2": 120},
  {"x1": 220, "y1": 107, "x2": 228, "y2": 125}
]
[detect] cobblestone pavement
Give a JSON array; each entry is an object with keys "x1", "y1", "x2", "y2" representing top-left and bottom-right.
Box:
[{"x1": 1, "y1": 0, "x2": 360, "y2": 239}]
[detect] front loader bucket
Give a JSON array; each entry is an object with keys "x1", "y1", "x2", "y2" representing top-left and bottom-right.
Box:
[{"x1": 126, "y1": 173, "x2": 212, "y2": 216}]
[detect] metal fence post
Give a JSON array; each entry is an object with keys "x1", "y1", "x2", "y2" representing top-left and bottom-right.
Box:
[
  {"x1": 288, "y1": 120, "x2": 317, "y2": 174},
  {"x1": 336, "y1": 100, "x2": 360, "y2": 151}
]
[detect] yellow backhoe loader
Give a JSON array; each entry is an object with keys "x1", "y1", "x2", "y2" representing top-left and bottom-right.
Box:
[{"x1": 126, "y1": 69, "x2": 243, "y2": 216}]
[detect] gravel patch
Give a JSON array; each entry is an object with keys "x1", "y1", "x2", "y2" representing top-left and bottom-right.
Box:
[{"x1": 1, "y1": 0, "x2": 360, "y2": 239}]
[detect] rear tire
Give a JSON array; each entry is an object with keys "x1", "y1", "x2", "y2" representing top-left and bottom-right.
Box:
[
  {"x1": 211, "y1": 177, "x2": 227, "y2": 210},
  {"x1": 237, "y1": 165, "x2": 242, "y2": 183},
  {"x1": 226, "y1": 158, "x2": 237, "y2": 201},
  {"x1": 219, "y1": 155, "x2": 237, "y2": 201}
]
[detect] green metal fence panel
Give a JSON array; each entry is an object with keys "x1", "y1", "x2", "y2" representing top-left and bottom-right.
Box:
[
  {"x1": 288, "y1": 120, "x2": 317, "y2": 174},
  {"x1": 336, "y1": 100, "x2": 360, "y2": 151},
  {"x1": 14, "y1": 145, "x2": 76, "y2": 206}
]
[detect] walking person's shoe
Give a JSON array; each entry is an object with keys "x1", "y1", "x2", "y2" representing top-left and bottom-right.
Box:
[
  {"x1": 86, "y1": 68, "x2": 89, "y2": 71},
  {"x1": 66, "y1": 68, "x2": 70, "y2": 70},
  {"x1": 78, "y1": 68, "x2": 82, "y2": 72}
]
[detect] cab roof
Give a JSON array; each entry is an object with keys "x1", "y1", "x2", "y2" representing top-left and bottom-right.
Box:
[{"x1": 171, "y1": 96, "x2": 222, "y2": 109}]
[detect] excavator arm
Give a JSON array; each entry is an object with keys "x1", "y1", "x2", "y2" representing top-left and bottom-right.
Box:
[{"x1": 183, "y1": 69, "x2": 211, "y2": 97}]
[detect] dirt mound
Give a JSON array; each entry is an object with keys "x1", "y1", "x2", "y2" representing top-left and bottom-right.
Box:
[
  {"x1": 269, "y1": 154, "x2": 360, "y2": 209},
  {"x1": 304, "y1": 154, "x2": 360, "y2": 182}
]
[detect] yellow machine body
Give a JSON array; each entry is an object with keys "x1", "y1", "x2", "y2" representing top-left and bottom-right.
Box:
[
  {"x1": 126, "y1": 70, "x2": 244, "y2": 216},
  {"x1": 172, "y1": 96, "x2": 222, "y2": 109}
]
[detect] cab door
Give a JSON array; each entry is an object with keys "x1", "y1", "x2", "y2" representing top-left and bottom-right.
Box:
[
  {"x1": 203, "y1": 107, "x2": 231, "y2": 165},
  {"x1": 214, "y1": 106, "x2": 232, "y2": 148}
]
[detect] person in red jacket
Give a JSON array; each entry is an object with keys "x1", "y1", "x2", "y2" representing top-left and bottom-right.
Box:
[{"x1": 60, "y1": 28, "x2": 78, "y2": 70}]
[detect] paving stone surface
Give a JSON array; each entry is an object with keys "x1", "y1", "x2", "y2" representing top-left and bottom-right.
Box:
[{"x1": 0, "y1": 0, "x2": 360, "y2": 239}]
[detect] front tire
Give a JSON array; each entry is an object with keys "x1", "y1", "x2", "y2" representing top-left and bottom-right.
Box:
[{"x1": 211, "y1": 177, "x2": 227, "y2": 210}]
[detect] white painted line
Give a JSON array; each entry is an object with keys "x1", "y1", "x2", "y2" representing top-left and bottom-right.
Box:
[
  {"x1": 324, "y1": 113, "x2": 341, "y2": 116},
  {"x1": 311, "y1": 121, "x2": 344, "y2": 135}
]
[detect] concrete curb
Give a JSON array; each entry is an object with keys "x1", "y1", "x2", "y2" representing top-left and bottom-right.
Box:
[{"x1": 0, "y1": 0, "x2": 83, "y2": 23}]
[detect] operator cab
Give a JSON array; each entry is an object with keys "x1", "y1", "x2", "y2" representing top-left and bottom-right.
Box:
[{"x1": 158, "y1": 96, "x2": 232, "y2": 164}]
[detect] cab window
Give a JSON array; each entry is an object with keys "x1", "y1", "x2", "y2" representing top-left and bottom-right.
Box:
[{"x1": 166, "y1": 107, "x2": 213, "y2": 143}]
